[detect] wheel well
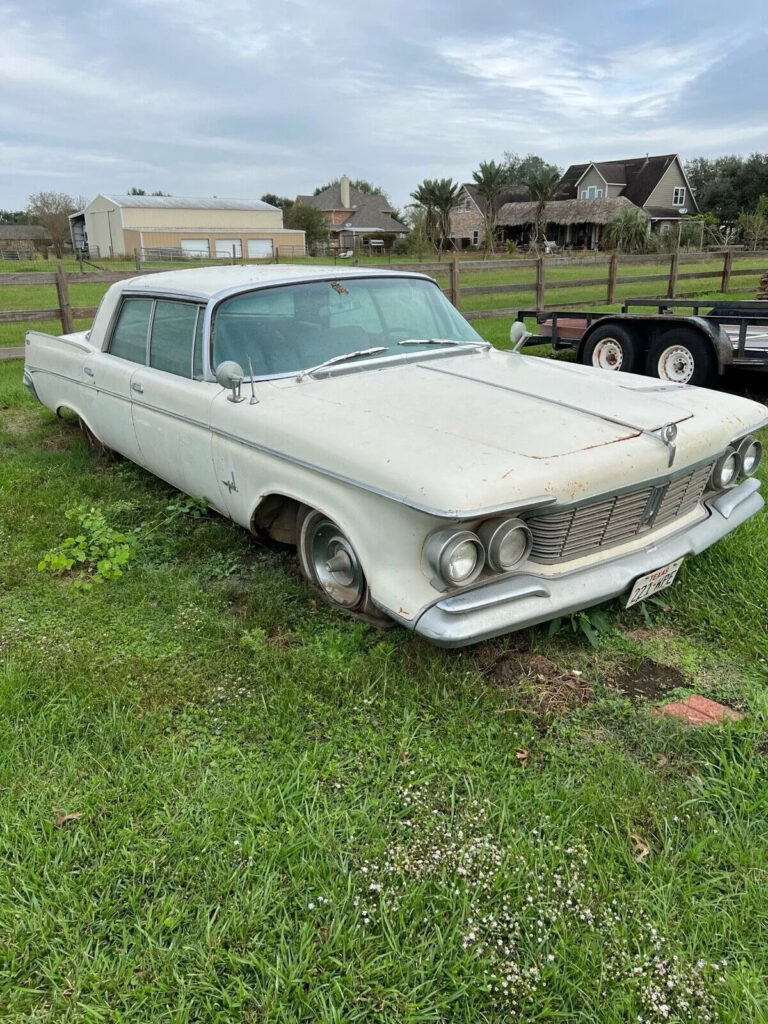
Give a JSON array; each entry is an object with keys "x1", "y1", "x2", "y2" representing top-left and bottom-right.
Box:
[{"x1": 250, "y1": 493, "x2": 301, "y2": 544}]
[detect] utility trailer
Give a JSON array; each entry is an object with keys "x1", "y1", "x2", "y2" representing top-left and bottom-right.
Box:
[{"x1": 517, "y1": 300, "x2": 768, "y2": 387}]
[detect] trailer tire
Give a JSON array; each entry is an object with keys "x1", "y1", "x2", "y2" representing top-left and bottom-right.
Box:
[
  {"x1": 645, "y1": 329, "x2": 716, "y2": 387},
  {"x1": 582, "y1": 324, "x2": 639, "y2": 373}
]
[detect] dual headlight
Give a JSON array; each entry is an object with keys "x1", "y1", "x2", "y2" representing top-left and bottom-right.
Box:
[
  {"x1": 425, "y1": 518, "x2": 532, "y2": 591},
  {"x1": 710, "y1": 435, "x2": 762, "y2": 490}
]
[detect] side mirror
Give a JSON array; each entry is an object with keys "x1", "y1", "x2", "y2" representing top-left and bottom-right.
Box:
[
  {"x1": 215, "y1": 361, "x2": 245, "y2": 403},
  {"x1": 509, "y1": 321, "x2": 531, "y2": 352}
]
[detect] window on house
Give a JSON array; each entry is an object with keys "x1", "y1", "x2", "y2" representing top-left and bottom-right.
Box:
[
  {"x1": 581, "y1": 186, "x2": 604, "y2": 199},
  {"x1": 464, "y1": 197, "x2": 472, "y2": 210},
  {"x1": 472, "y1": 230, "x2": 479, "y2": 246},
  {"x1": 673, "y1": 187, "x2": 686, "y2": 206}
]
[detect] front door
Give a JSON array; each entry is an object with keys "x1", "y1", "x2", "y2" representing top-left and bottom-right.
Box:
[{"x1": 130, "y1": 299, "x2": 226, "y2": 512}]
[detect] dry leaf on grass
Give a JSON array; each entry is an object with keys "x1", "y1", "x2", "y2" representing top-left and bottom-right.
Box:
[
  {"x1": 630, "y1": 832, "x2": 650, "y2": 861},
  {"x1": 516, "y1": 749, "x2": 530, "y2": 766},
  {"x1": 53, "y1": 807, "x2": 83, "y2": 828}
]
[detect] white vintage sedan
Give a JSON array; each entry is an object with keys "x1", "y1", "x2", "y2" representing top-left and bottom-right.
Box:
[{"x1": 23, "y1": 265, "x2": 767, "y2": 646}]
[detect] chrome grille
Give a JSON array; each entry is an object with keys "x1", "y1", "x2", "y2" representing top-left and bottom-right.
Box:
[{"x1": 526, "y1": 462, "x2": 713, "y2": 564}]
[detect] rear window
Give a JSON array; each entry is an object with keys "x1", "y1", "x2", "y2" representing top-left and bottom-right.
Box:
[{"x1": 109, "y1": 298, "x2": 152, "y2": 364}]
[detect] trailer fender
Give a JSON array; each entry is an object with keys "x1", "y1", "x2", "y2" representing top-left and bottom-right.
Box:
[{"x1": 686, "y1": 316, "x2": 733, "y2": 374}]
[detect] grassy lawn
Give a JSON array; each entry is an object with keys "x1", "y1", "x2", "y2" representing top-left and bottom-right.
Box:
[{"x1": 1, "y1": 355, "x2": 767, "y2": 1022}]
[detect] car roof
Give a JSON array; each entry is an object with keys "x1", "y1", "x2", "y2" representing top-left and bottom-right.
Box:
[{"x1": 119, "y1": 263, "x2": 433, "y2": 301}]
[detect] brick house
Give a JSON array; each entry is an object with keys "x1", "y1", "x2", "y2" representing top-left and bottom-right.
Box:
[
  {"x1": 449, "y1": 184, "x2": 528, "y2": 249},
  {"x1": 295, "y1": 176, "x2": 408, "y2": 251}
]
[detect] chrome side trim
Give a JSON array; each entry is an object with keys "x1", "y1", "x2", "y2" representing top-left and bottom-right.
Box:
[{"x1": 22, "y1": 365, "x2": 555, "y2": 520}]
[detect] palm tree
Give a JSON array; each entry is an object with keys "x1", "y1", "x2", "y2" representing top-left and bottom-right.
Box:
[
  {"x1": 432, "y1": 178, "x2": 462, "y2": 256},
  {"x1": 523, "y1": 166, "x2": 562, "y2": 251},
  {"x1": 410, "y1": 179, "x2": 439, "y2": 248},
  {"x1": 471, "y1": 160, "x2": 510, "y2": 257},
  {"x1": 603, "y1": 207, "x2": 650, "y2": 252}
]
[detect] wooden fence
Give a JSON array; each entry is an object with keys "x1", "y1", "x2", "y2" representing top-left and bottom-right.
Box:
[{"x1": 1, "y1": 250, "x2": 766, "y2": 335}]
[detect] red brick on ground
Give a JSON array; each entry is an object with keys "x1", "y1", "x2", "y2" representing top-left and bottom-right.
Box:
[{"x1": 653, "y1": 694, "x2": 743, "y2": 726}]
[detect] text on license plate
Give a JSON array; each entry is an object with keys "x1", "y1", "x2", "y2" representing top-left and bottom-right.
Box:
[{"x1": 625, "y1": 558, "x2": 683, "y2": 608}]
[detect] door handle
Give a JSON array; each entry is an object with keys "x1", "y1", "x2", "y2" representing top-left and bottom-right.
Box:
[
  {"x1": 131, "y1": 381, "x2": 144, "y2": 394},
  {"x1": 84, "y1": 366, "x2": 94, "y2": 377}
]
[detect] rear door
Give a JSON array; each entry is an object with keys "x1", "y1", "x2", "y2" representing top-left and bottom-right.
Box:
[
  {"x1": 130, "y1": 299, "x2": 226, "y2": 511},
  {"x1": 85, "y1": 296, "x2": 150, "y2": 462}
]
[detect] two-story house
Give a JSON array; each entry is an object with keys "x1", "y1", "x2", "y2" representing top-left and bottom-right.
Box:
[
  {"x1": 449, "y1": 184, "x2": 530, "y2": 249},
  {"x1": 494, "y1": 153, "x2": 698, "y2": 250},
  {"x1": 295, "y1": 176, "x2": 408, "y2": 252}
]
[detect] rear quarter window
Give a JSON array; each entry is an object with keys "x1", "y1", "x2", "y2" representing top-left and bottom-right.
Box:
[{"x1": 109, "y1": 298, "x2": 153, "y2": 363}]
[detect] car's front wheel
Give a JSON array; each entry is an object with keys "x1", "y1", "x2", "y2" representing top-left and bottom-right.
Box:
[{"x1": 296, "y1": 507, "x2": 391, "y2": 626}]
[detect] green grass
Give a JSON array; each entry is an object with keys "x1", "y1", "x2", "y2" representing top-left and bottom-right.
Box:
[{"x1": 1, "y1": 357, "x2": 768, "y2": 1021}]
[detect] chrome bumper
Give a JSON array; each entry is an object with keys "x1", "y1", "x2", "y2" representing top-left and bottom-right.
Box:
[{"x1": 412, "y1": 478, "x2": 763, "y2": 647}]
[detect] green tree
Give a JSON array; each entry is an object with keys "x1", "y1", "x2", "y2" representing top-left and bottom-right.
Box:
[
  {"x1": 261, "y1": 193, "x2": 294, "y2": 210},
  {"x1": 0, "y1": 210, "x2": 32, "y2": 225},
  {"x1": 25, "y1": 191, "x2": 82, "y2": 258},
  {"x1": 522, "y1": 166, "x2": 562, "y2": 249},
  {"x1": 127, "y1": 187, "x2": 147, "y2": 195},
  {"x1": 471, "y1": 160, "x2": 510, "y2": 256},
  {"x1": 410, "y1": 178, "x2": 461, "y2": 256},
  {"x1": 312, "y1": 178, "x2": 391, "y2": 203},
  {"x1": 603, "y1": 207, "x2": 649, "y2": 252},
  {"x1": 504, "y1": 153, "x2": 561, "y2": 190},
  {"x1": 283, "y1": 204, "x2": 329, "y2": 253}
]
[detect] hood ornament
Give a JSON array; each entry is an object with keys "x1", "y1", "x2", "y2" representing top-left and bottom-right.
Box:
[{"x1": 657, "y1": 422, "x2": 677, "y2": 466}]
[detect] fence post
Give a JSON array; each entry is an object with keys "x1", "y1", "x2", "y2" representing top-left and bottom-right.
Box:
[
  {"x1": 55, "y1": 263, "x2": 74, "y2": 335},
  {"x1": 535, "y1": 256, "x2": 545, "y2": 310},
  {"x1": 721, "y1": 249, "x2": 732, "y2": 293},
  {"x1": 667, "y1": 252, "x2": 679, "y2": 299},
  {"x1": 607, "y1": 252, "x2": 618, "y2": 305},
  {"x1": 134, "y1": 248, "x2": 140, "y2": 271},
  {"x1": 450, "y1": 256, "x2": 460, "y2": 308}
]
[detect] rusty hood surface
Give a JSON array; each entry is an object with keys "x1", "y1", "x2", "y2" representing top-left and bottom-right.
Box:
[{"x1": 253, "y1": 348, "x2": 766, "y2": 514}]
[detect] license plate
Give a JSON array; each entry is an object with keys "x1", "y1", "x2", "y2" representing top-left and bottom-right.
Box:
[{"x1": 626, "y1": 558, "x2": 683, "y2": 608}]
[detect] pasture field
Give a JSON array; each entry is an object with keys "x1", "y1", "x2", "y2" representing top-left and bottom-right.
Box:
[{"x1": 1, "y1": 354, "x2": 767, "y2": 1022}]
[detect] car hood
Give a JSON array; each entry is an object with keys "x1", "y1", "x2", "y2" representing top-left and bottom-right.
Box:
[{"x1": 248, "y1": 348, "x2": 766, "y2": 516}]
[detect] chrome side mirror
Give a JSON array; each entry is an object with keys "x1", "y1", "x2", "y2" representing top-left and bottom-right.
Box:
[
  {"x1": 509, "y1": 321, "x2": 532, "y2": 352},
  {"x1": 215, "y1": 361, "x2": 245, "y2": 403}
]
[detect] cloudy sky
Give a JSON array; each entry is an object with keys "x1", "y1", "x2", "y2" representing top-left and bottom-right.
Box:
[{"x1": 1, "y1": 0, "x2": 767, "y2": 210}]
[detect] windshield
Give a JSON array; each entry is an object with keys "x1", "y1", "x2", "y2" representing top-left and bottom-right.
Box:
[{"x1": 211, "y1": 276, "x2": 483, "y2": 377}]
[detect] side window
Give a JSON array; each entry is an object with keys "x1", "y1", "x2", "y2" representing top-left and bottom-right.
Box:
[
  {"x1": 110, "y1": 298, "x2": 152, "y2": 364},
  {"x1": 149, "y1": 300, "x2": 200, "y2": 377}
]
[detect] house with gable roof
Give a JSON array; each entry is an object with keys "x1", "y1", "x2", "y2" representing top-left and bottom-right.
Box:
[{"x1": 295, "y1": 176, "x2": 408, "y2": 252}]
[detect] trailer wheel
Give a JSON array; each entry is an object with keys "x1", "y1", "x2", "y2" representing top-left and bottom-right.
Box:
[
  {"x1": 645, "y1": 329, "x2": 716, "y2": 387},
  {"x1": 582, "y1": 324, "x2": 639, "y2": 373}
]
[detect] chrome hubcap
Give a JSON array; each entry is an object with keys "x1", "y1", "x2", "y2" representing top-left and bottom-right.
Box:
[
  {"x1": 657, "y1": 345, "x2": 694, "y2": 383},
  {"x1": 309, "y1": 519, "x2": 364, "y2": 607},
  {"x1": 593, "y1": 338, "x2": 623, "y2": 370}
]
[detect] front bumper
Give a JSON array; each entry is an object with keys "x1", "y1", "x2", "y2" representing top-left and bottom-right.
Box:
[{"x1": 412, "y1": 478, "x2": 763, "y2": 647}]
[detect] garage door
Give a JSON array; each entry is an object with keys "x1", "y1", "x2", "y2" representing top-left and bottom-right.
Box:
[
  {"x1": 215, "y1": 238, "x2": 242, "y2": 258},
  {"x1": 247, "y1": 238, "x2": 273, "y2": 258},
  {"x1": 180, "y1": 239, "x2": 210, "y2": 257}
]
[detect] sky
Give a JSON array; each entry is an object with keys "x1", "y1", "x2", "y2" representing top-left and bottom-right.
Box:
[{"x1": 1, "y1": 0, "x2": 767, "y2": 211}]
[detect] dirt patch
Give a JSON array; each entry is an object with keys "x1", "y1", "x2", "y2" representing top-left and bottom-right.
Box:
[
  {"x1": 623, "y1": 626, "x2": 676, "y2": 643},
  {"x1": 485, "y1": 650, "x2": 592, "y2": 719},
  {"x1": 1, "y1": 408, "x2": 40, "y2": 436},
  {"x1": 608, "y1": 658, "x2": 686, "y2": 701}
]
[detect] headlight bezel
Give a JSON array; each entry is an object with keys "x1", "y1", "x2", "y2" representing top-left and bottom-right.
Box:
[
  {"x1": 737, "y1": 435, "x2": 762, "y2": 477},
  {"x1": 425, "y1": 529, "x2": 485, "y2": 590},
  {"x1": 710, "y1": 446, "x2": 741, "y2": 490},
  {"x1": 477, "y1": 517, "x2": 532, "y2": 572}
]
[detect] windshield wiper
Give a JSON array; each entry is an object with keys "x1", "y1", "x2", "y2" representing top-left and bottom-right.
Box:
[
  {"x1": 398, "y1": 338, "x2": 487, "y2": 347},
  {"x1": 296, "y1": 347, "x2": 387, "y2": 381}
]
